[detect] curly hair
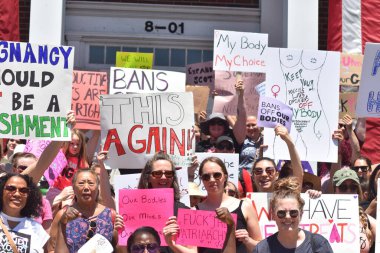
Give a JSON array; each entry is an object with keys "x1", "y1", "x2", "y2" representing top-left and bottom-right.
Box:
[
  {"x1": 138, "y1": 151, "x2": 181, "y2": 202},
  {"x1": 270, "y1": 177, "x2": 305, "y2": 213},
  {"x1": 127, "y1": 226, "x2": 161, "y2": 253},
  {"x1": 359, "y1": 206, "x2": 373, "y2": 243},
  {"x1": 0, "y1": 173, "x2": 42, "y2": 218},
  {"x1": 199, "y1": 157, "x2": 228, "y2": 187}
]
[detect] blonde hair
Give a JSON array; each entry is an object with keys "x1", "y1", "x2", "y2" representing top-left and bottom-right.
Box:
[{"x1": 271, "y1": 177, "x2": 305, "y2": 211}]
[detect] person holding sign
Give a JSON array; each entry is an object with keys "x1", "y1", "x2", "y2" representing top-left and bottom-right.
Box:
[
  {"x1": 195, "y1": 157, "x2": 262, "y2": 253},
  {"x1": 254, "y1": 177, "x2": 333, "y2": 253},
  {"x1": 137, "y1": 152, "x2": 197, "y2": 253}
]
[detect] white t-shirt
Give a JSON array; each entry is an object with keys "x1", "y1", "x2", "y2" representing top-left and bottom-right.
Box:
[{"x1": 0, "y1": 213, "x2": 49, "y2": 253}]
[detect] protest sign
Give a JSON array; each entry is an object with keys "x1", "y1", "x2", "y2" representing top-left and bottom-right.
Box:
[
  {"x1": 100, "y1": 92, "x2": 195, "y2": 169},
  {"x1": 78, "y1": 234, "x2": 113, "y2": 253},
  {"x1": 118, "y1": 188, "x2": 174, "y2": 245},
  {"x1": 186, "y1": 61, "x2": 214, "y2": 86},
  {"x1": 339, "y1": 92, "x2": 357, "y2": 118},
  {"x1": 247, "y1": 192, "x2": 360, "y2": 253},
  {"x1": 257, "y1": 96, "x2": 293, "y2": 132},
  {"x1": 24, "y1": 139, "x2": 67, "y2": 186},
  {"x1": 356, "y1": 43, "x2": 380, "y2": 117},
  {"x1": 72, "y1": 70, "x2": 108, "y2": 130},
  {"x1": 213, "y1": 30, "x2": 268, "y2": 73},
  {"x1": 255, "y1": 82, "x2": 266, "y2": 97},
  {"x1": 185, "y1": 85, "x2": 210, "y2": 114},
  {"x1": 0, "y1": 41, "x2": 74, "y2": 140},
  {"x1": 213, "y1": 71, "x2": 265, "y2": 116},
  {"x1": 264, "y1": 48, "x2": 340, "y2": 162},
  {"x1": 115, "y1": 52, "x2": 153, "y2": 69},
  {"x1": 193, "y1": 153, "x2": 239, "y2": 195},
  {"x1": 176, "y1": 209, "x2": 237, "y2": 249},
  {"x1": 340, "y1": 53, "x2": 363, "y2": 86},
  {"x1": 110, "y1": 67, "x2": 185, "y2": 94}
]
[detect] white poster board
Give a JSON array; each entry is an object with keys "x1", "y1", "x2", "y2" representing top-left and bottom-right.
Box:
[
  {"x1": 356, "y1": 43, "x2": 380, "y2": 117},
  {"x1": 247, "y1": 192, "x2": 360, "y2": 253},
  {"x1": 193, "y1": 153, "x2": 239, "y2": 195},
  {"x1": 0, "y1": 41, "x2": 74, "y2": 140},
  {"x1": 213, "y1": 30, "x2": 268, "y2": 73},
  {"x1": 264, "y1": 48, "x2": 340, "y2": 162},
  {"x1": 100, "y1": 92, "x2": 195, "y2": 169},
  {"x1": 110, "y1": 67, "x2": 186, "y2": 94}
]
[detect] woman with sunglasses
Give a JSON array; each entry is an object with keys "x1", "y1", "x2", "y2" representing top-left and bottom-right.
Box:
[
  {"x1": 0, "y1": 173, "x2": 49, "y2": 252},
  {"x1": 52, "y1": 169, "x2": 124, "y2": 253},
  {"x1": 195, "y1": 156, "x2": 262, "y2": 253},
  {"x1": 254, "y1": 177, "x2": 333, "y2": 253},
  {"x1": 352, "y1": 156, "x2": 372, "y2": 182},
  {"x1": 127, "y1": 226, "x2": 161, "y2": 253},
  {"x1": 137, "y1": 151, "x2": 197, "y2": 253}
]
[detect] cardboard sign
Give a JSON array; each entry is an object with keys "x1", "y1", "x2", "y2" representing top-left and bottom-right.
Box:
[
  {"x1": 356, "y1": 43, "x2": 380, "y2": 117},
  {"x1": 100, "y1": 92, "x2": 195, "y2": 169},
  {"x1": 72, "y1": 70, "x2": 108, "y2": 130},
  {"x1": 109, "y1": 67, "x2": 185, "y2": 94},
  {"x1": 115, "y1": 52, "x2": 153, "y2": 69},
  {"x1": 257, "y1": 96, "x2": 293, "y2": 132},
  {"x1": 247, "y1": 192, "x2": 360, "y2": 253},
  {"x1": 0, "y1": 41, "x2": 74, "y2": 140},
  {"x1": 176, "y1": 209, "x2": 237, "y2": 249},
  {"x1": 339, "y1": 92, "x2": 358, "y2": 118},
  {"x1": 186, "y1": 61, "x2": 214, "y2": 86},
  {"x1": 185, "y1": 86, "x2": 210, "y2": 114},
  {"x1": 213, "y1": 30, "x2": 268, "y2": 73},
  {"x1": 264, "y1": 48, "x2": 340, "y2": 163},
  {"x1": 118, "y1": 188, "x2": 174, "y2": 245},
  {"x1": 340, "y1": 53, "x2": 363, "y2": 86},
  {"x1": 193, "y1": 153, "x2": 239, "y2": 195},
  {"x1": 213, "y1": 71, "x2": 265, "y2": 116}
]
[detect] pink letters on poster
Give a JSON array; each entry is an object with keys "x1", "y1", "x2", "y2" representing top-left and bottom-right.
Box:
[
  {"x1": 118, "y1": 188, "x2": 174, "y2": 246},
  {"x1": 176, "y1": 209, "x2": 237, "y2": 249}
]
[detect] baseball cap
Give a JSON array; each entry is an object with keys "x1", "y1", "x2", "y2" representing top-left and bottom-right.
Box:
[{"x1": 333, "y1": 168, "x2": 360, "y2": 186}]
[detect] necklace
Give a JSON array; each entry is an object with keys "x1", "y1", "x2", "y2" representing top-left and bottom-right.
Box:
[{"x1": 1, "y1": 212, "x2": 25, "y2": 222}]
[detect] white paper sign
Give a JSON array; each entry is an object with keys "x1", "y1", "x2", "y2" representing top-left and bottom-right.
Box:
[
  {"x1": 100, "y1": 92, "x2": 195, "y2": 169},
  {"x1": 247, "y1": 192, "x2": 360, "y2": 253},
  {"x1": 110, "y1": 67, "x2": 186, "y2": 94},
  {"x1": 213, "y1": 30, "x2": 268, "y2": 73},
  {"x1": 193, "y1": 153, "x2": 239, "y2": 195},
  {"x1": 0, "y1": 41, "x2": 74, "y2": 140},
  {"x1": 78, "y1": 233, "x2": 113, "y2": 253},
  {"x1": 264, "y1": 48, "x2": 340, "y2": 162},
  {"x1": 356, "y1": 43, "x2": 380, "y2": 117}
]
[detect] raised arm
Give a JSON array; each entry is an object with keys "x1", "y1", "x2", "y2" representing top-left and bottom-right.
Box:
[
  {"x1": 86, "y1": 130, "x2": 100, "y2": 162},
  {"x1": 341, "y1": 115, "x2": 361, "y2": 164},
  {"x1": 326, "y1": 127, "x2": 344, "y2": 193},
  {"x1": 95, "y1": 147, "x2": 116, "y2": 209},
  {"x1": 233, "y1": 80, "x2": 247, "y2": 145}
]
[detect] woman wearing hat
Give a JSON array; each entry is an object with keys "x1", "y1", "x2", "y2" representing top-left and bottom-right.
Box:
[{"x1": 196, "y1": 80, "x2": 247, "y2": 153}]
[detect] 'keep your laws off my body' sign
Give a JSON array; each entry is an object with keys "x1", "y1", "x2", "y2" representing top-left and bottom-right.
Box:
[
  {"x1": 0, "y1": 41, "x2": 74, "y2": 140},
  {"x1": 100, "y1": 92, "x2": 195, "y2": 169}
]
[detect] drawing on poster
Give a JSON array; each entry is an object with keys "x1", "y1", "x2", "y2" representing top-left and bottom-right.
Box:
[{"x1": 264, "y1": 48, "x2": 340, "y2": 162}]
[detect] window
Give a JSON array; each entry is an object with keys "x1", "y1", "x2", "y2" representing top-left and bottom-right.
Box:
[
  {"x1": 187, "y1": 49, "x2": 202, "y2": 64},
  {"x1": 106, "y1": 46, "x2": 120, "y2": 64},
  {"x1": 89, "y1": 46, "x2": 105, "y2": 64},
  {"x1": 171, "y1": 49, "x2": 186, "y2": 67}
]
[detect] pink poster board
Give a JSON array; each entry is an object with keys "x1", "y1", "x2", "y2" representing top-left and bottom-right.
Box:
[
  {"x1": 118, "y1": 188, "x2": 174, "y2": 246},
  {"x1": 72, "y1": 70, "x2": 108, "y2": 130},
  {"x1": 176, "y1": 209, "x2": 237, "y2": 249}
]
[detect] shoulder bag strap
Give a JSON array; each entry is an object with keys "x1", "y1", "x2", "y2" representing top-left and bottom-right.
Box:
[{"x1": 0, "y1": 218, "x2": 20, "y2": 253}]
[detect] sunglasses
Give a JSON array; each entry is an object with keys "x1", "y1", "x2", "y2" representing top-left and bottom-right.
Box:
[
  {"x1": 4, "y1": 185, "x2": 30, "y2": 196},
  {"x1": 17, "y1": 165, "x2": 28, "y2": 171},
  {"x1": 201, "y1": 172, "x2": 223, "y2": 181},
  {"x1": 151, "y1": 170, "x2": 174, "y2": 179},
  {"x1": 351, "y1": 166, "x2": 369, "y2": 173},
  {"x1": 86, "y1": 220, "x2": 97, "y2": 241},
  {"x1": 276, "y1": 209, "x2": 299, "y2": 219},
  {"x1": 131, "y1": 243, "x2": 159, "y2": 253},
  {"x1": 216, "y1": 143, "x2": 234, "y2": 151},
  {"x1": 224, "y1": 189, "x2": 236, "y2": 196},
  {"x1": 209, "y1": 120, "x2": 225, "y2": 126},
  {"x1": 253, "y1": 167, "x2": 275, "y2": 176},
  {"x1": 338, "y1": 184, "x2": 358, "y2": 192}
]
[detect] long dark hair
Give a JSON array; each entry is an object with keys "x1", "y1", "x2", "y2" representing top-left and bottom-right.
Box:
[{"x1": 368, "y1": 164, "x2": 380, "y2": 202}]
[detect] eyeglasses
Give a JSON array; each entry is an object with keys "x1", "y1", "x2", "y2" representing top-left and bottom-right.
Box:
[
  {"x1": 86, "y1": 220, "x2": 97, "y2": 241},
  {"x1": 4, "y1": 185, "x2": 30, "y2": 196},
  {"x1": 224, "y1": 189, "x2": 236, "y2": 197},
  {"x1": 209, "y1": 120, "x2": 225, "y2": 126},
  {"x1": 276, "y1": 209, "x2": 299, "y2": 219},
  {"x1": 216, "y1": 143, "x2": 234, "y2": 151},
  {"x1": 131, "y1": 243, "x2": 160, "y2": 253},
  {"x1": 338, "y1": 183, "x2": 358, "y2": 192},
  {"x1": 201, "y1": 172, "x2": 223, "y2": 181},
  {"x1": 151, "y1": 170, "x2": 174, "y2": 179},
  {"x1": 253, "y1": 167, "x2": 275, "y2": 176},
  {"x1": 16, "y1": 165, "x2": 28, "y2": 171},
  {"x1": 351, "y1": 166, "x2": 369, "y2": 173}
]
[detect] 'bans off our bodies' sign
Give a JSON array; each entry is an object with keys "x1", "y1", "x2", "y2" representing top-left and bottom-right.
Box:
[
  {"x1": 100, "y1": 92, "x2": 195, "y2": 169},
  {"x1": 213, "y1": 30, "x2": 268, "y2": 73},
  {"x1": 257, "y1": 96, "x2": 293, "y2": 132},
  {"x1": 0, "y1": 41, "x2": 74, "y2": 140}
]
